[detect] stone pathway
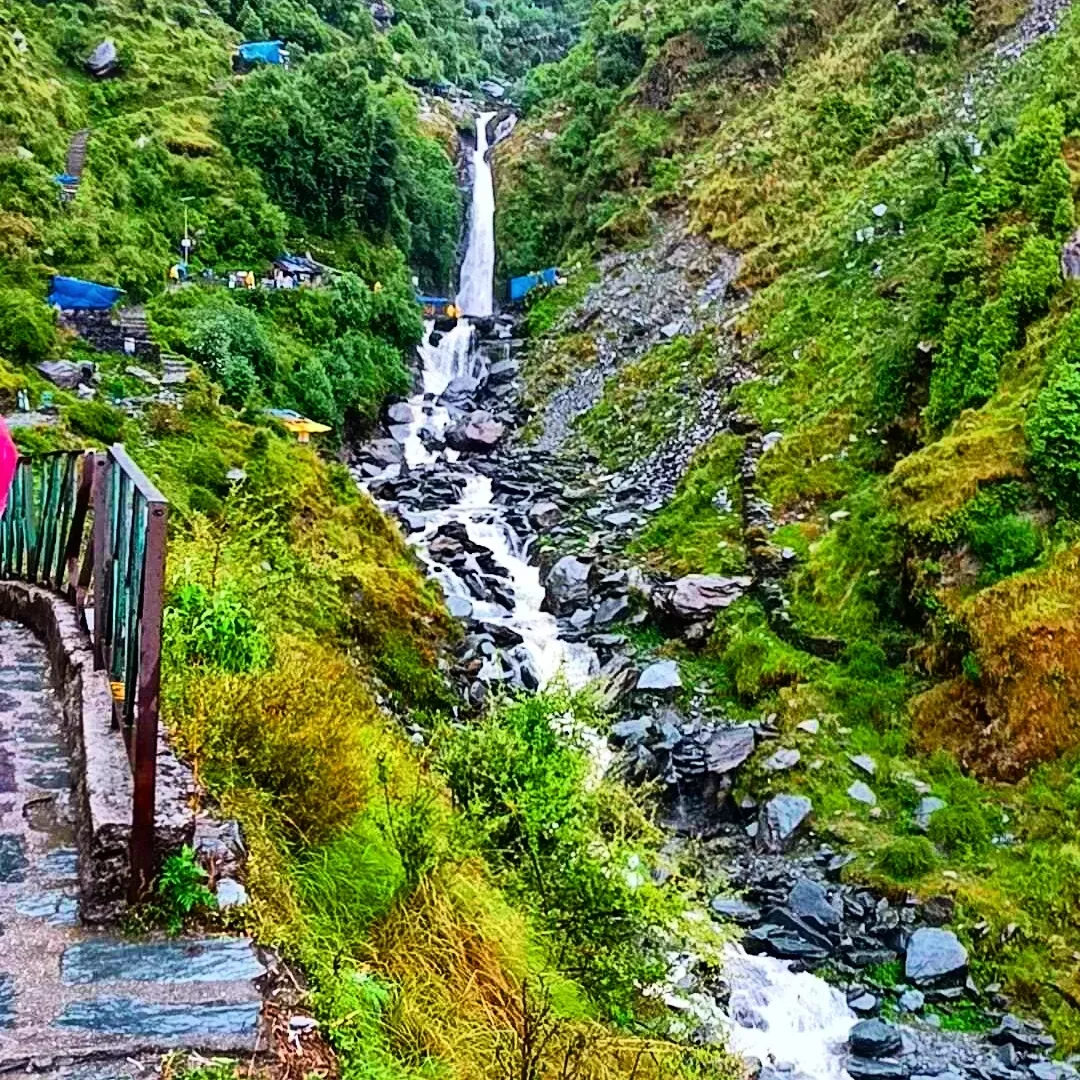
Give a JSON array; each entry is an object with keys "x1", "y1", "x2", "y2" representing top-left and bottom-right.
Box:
[{"x1": 0, "y1": 621, "x2": 266, "y2": 1077}]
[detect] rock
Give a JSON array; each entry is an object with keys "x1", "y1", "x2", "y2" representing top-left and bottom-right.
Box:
[
  {"x1": 488, "y1": 358, "x2": 518, "y2": 385},
  {"x1": 386, "y1": 401, "x2": 414, "y2": 424},
  {"x1": 125, "y1": 364, "x2": 160, "y2": 386},
  {"x1": 362, "y1": 438, "x2": 404, "y2": 467},
  {"x1": 787, "y1": 878, "x2": 841, "y2": 934},
  {"x1": 610, "y1": 718, "x2": 652, "y2": 747},
  {"x1": 756, "y1": 794, "x2": 812, "y2": 854},
  {"x1": 920, "y1": 894, "x2": 956, "y2": 927},
  {"x1": 544, "y1": 556, "x2": 591, "y2": 615},
  {"x1": 86, "y1": 38, "x2": 118, "y2": 76},
  {"x1": 846, "y1": 1059, "x2": 909, "y2": 1080},
  {"x1": 850, "y1": 1019, "x2": 902, "y2": 1058},
  {"x1": 528, "y1": 501, "x2": 562, "y2": 529},
  {"x1": 664, "y1": 574, "x2": 753, "y2": 620},
  {"x1": 709, "y1": 896, "x2": 761, "y2": 925},
  {"x1": 830, "y1": 509, "x2": 851, "y2": 522},
  {"x1": 848, "y1": 781, "x2": 877, "y2": 806},
  {"x1": 36, "y1": 360, "x2": 93, "y2": 390},
  {"x1": 215, "y1": 878, "x2": 249, "y2": 909},
  {"x1": 904, "y1": 928, "x2": 968, "y2": 987},
  {"x1": 761, "y1": 431, "x2": 783, "y2": 452},
  {"x1": 797, "y1": 719, "x2": 820, "y2": 735},
  {"x1": 445, "y1": 595, "x2": 473, "y2": 619},
  {"x1": 762, "y1": 748, "x2": 800, "y2": 772},
  {"x1": 849, "y1": 992, "x2": 879, "y2": 1016},
  {"x1": 636, "y1": 660, "x2": 682, "y2": 692},
  {"x1": 703, "y1": 725, "x2": 755, "y2": 774},
  {"x1": 605, "y1": 510, "x2": 636, "y2": 527},
  {"x1": 915, "y1": 797, "x2": 946, "y2": 831},
  {"x1": 445, "y1": 410, "x2": 505, "y2": 452},
  {"x1": 898, "y1": 989, "x2": 924, "y2": 1013},
  {"x1": 594, "y1": 596, "x2": 630, "y2": 627},
  {"x1": 849, "y1": 754, "x2": 877, "y2": 776}
]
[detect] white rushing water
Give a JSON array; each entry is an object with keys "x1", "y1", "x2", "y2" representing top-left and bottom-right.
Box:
[{"x1": 368, "y1": 110, "x2": 855, "y2": 1079}]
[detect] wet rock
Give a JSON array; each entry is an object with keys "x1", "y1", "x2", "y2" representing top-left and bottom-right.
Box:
[
  {"x1": 445, "y1": 595, "x2": 473, "y2": 619},
  {"x1": 61, "y1": 938, "x2": 265, "y2": 985},
  {"x1": 544, "y1": 555, "x2": 592, "y2": 614},
  {"x1": 849, "y1": 754, "x2": 877, "y2": 776},
  {"x1": 745, "y1": 922, "x2": 830, "y2": 964},
  {"x1": 386, "y1": 401, "x2": 414, "y2": 424},
  {"x1": 709, "y1": 896, "x2": 761, "y2": 924},
  {"x1": 445, "y1": 410, "x2": 505, "y2": 452},
  {"x1": 659, "y1": 574, "x2": 753, "y2": 621},
  {"x1": 762, "y1": 748, "x2": 800, "y2": 772},
  {"x1": 915, "y1": 797, "x2": 946, "y2": 831},
  {"x1": 850, "y1": 1019, "x2": 902, "y2": 1058},
  {"x1": 756, "y1": 794, "x2": 812, "y2": 853},
  {"x1": 362, "y1": 438, "x2": 404, "y2": 467},
  {"x1": 36, "y1": 360, "x2": 94, "y2": 390},
  {"x1": 846, "y1": 1059, "x2": 909, "y2": 1080},
  {"x1": 528, "y1": 501, "x2": 562, "y2": 529},
  {"x1": 703, "y1": 725, "x2": 755, "y2": 774},
  {"x1": 898, "y1": 989, "x2": 925, "y2": 1013},
  {"x1": 594, "y1": 595, "x2": 630, "y2": 626},
  {"x1": 905, "y1": 928, "x2": 968, "y2": 987},
  {"x1": 487, "y1": 358, "x2": 518, "y2": 384},
  {"x1": 611, "y1": 717, "x2": 652, "y2": 747},
  {"x1": 787, "y1": 878, "x2": 841, "y2": 934},
  {"x1": 636, "y1": 660, "x2": 682, "y2": 692},
  {"x1": 849, "y1": 991, "x2": 879, "y2": 1016},
  {"x1": 848, "y1": 781, "x2": 877, "y2": 806}
]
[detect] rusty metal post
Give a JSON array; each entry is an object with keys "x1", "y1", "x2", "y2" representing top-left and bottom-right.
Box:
[{"x1": 129, "y1": 496, "x2": 167, "y2": 902}]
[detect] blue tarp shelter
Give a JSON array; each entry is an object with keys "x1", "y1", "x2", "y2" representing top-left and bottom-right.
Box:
[
  {"x1": 47, "y1": 275, "x2": 122, "y2": 311},
  {"x1": 509, "y1": 267, "x2": 558, "y2": 302},
  {"x1": 237, "y1": 40, "x2": 286, "y2": 64},
  {"x1": 52, "y1": 173, "x2": 79, "y2": 186}
]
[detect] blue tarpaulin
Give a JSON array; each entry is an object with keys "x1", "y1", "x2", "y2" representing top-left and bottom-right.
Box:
[
  {"x1": 237, "y1": 40, "x2": 285, "y2": 64},
  {"x1": 47, "y1": 275, "x2": 122, "y2": 311},
  {"x1": 52, "y1": 173, "x2": 79, "y2": 186},
  {"x1": 509, "y1": 267, "x2": 558, "y2": 302}
]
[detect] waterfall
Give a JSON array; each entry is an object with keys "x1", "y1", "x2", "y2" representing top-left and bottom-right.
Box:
[{"x1": 456, "y1": 111, "x2": 497, "y2": 318}]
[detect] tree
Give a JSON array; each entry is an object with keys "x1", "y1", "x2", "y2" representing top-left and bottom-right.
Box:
[{"x1": 0, "y1": 290, "x2": 55, "y2": 365}]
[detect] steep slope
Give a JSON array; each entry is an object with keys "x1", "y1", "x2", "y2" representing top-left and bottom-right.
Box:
[{"x1": 496, "y1": 0, "x2": 1080, "y2": 1046}]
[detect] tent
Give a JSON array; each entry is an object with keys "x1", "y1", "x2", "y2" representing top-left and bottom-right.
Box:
[
  {"x1": 47, "y1": 276, "x2": 122, "y2": 311},
  {"x1": 509, "y1": 267, "x2": 558, "y2": 302},
  {"x1": 237, "y1": 40, "x2": 286, "y2": 65}
]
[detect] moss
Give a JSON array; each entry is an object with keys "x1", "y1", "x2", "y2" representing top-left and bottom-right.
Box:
[{"x1": 876, "y1": 837, "x2": 939, "y2": 880}]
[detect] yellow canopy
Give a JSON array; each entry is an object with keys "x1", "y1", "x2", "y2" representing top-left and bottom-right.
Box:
[{"x1": 281, "y1": 416, "x2": 332, "y2": 443}]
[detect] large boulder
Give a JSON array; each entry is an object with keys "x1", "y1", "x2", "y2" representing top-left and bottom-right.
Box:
[
  {"x1": 658, "y1": 574, "x2": 753, "y2": 621},
  {"x1": 904, "y1": 928, "x2": 968, "y2": 987},
  {"x1": 703, "y1": 725, "x2": 755, "y2": 774},
  {"x1": 849, "y1": 1019, "x2": 902, "y2": 1058},
  {"x1": 37, "y1": 360, "x2": 93, "y2": 389},
  {"x1": 543, "y1": 555, "x2": 591, "y2": 614},
  {"x1": 788, "y1": 878, "x2": 841, "y2": 935},
  {"x1": 445, "y1": 410, "x2": 505, "y2": 452},
  {"x1": 756, "y1": 794, "x2": 812, "y2": 854},
  {"x1": 636, "y1": 660, "x2": 682, "y2": 693}
]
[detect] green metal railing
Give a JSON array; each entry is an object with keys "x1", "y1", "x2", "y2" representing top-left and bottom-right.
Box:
[{"x1": 0, "y1": 446, "x2": 168, "y2": 900}]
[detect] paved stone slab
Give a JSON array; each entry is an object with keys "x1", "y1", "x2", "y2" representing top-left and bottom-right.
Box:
[
  {"x1": 0, "y1": 748, "x2": 14, "y2": 793},
  {"x1": 0, "y1": 974, "x2": 13, "y2": 1028},
  {"x1": 0, "y1": 693, "x2": 18, "y2": 713},
  {"x1": 40, "y1": 848, "x2": 79, "y2": 880},
  {"x1": 62, "y1": 938, "x2": 266, "y2": 985},
  {"x1": 25, "y1": 765, "x2": 72, "y2": 791},
  {"x1": 56, "y1": 997, "x2": 262, "y2": 1039},
  {"x1": 16, "y1": 889, "x2": 79, "y2": 926},
  {"x1": 0, "y1": 835, "x2": 28, "y2": 883}
]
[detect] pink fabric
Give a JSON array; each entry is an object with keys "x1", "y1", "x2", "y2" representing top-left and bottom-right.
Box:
[{"x1": 0, "y1": 418, "x2": 17, "y2": 516}]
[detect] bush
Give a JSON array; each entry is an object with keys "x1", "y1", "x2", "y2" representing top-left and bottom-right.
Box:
[
  {"x1": 0, "y1": 289, "x2": 55, "y2": 365},
  {"x1": 876, "y1": 837, "x2": 939, "y2": 880},
  {"x1": 67, "y1": 400, "x2": 126, "y2": 444},
  {"x1": 968, "y1": 513, "x2": 1041, "y2": 582},
  {"x1": 927, "y1": 805, "x2": 992, "y2": 855},
  {"x1": 1026, "y1": 314, "x2": 1080, "y2": 512},
  {"x1": 186, "y1": 304, "x2": 274, "y2": 406},
  {"x1": 165, "y1": 582, "x2": 272, "y2": 673}
]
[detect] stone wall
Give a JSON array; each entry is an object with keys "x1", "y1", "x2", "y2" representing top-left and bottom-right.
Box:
[{"x1": 0, "y1": 583, "x2": 193, "y2": 923}]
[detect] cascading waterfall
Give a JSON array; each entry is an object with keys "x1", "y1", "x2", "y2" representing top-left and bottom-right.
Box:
[{"x1": 366, "y1": 109, "x2": 857, "y2": 1079}]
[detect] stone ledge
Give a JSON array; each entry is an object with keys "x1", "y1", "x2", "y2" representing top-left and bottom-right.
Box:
[{"x1": 0, "y1": 582, "x2": 194, "y2": 923}]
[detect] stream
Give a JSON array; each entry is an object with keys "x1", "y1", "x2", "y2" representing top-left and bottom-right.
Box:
[{"x1": 353, "y1": 113, "x2": 1054, "y2": 1080}]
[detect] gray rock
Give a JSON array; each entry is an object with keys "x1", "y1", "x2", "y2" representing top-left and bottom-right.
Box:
[
  {"x1": 610, "y1": 718, "x2": 652, "y2": 746},
  {"x1": 362, "y1": 438, "x2": 403, "y2": 466},
  {"x1": 757, "y1": 794, "x2": 812, "y2": 854},
  {"x1": 36, "y1": 360, "x2": 93, "y2": 390},
  {"x1": 898, "y1": 989, "x2": 925, "y2": 1013},
  {"x1": 85, "y1": 39, "x2": 118, "y2": 76},
  {"x1": 125, "y1": 364, "x2": 160, "y2": 386},
  {"x1": 797, "y1": 718, "x2": 820, "y2": 735},
  {"x1": 544, "y1": 556, "x2": 591, "y2": 615},
  {"x1": 787, "y1": 878, "x2": 841, "y2": 933},
  {"x1": 604, "y1": 510, "x2": 636, "y2": 527},
  {"x1": 848, "y1": 781, "x2": 877, "y2": 806},
  {"x1": 636, "y1": 660, "x2": 682, "y2": 692},
  {"x1": 445, "y1": 410, "x2": 505, "y2": 452},
  {"x1": 849, "y1": 1019, "x2": 902, "y2": 1058},
  {"x1": 849, "y1": 992, "x2": 879, "y2": 1016},
  {"x1": 386, "y1": 401, "x2": 414, "y2": 424},
  {"x1": 709, "y1": 896, "x2": 762, "y2": 924},
  {"x1": 703, "y1": 725, "x2": 755, "y2": 774},
  {"x1": 58, "y1": 997, "x2": 260, "y2": 1040},
  {"x1": 445, "y1": 595, "x2": 473, "y2": 619},
  {"x1": 849, "y1": 754, "x2": 877, "y2": 776},
  {"x1": 664, "y1": 574, "x2": 753, "y2": 620},
  {"x1": 762, "y1": 747, "x2": 800, "y2": 772},
  {"x1": 594, "y1": 595, "x2": 630, "y2": 627},
  {"x1": 905, "y1": 928, "x2": 968, "y2": 987},
  {"x1": 846, "y1": 1059, "x2": 909, "y2": 1080},
  {"x1": 215, "y1": 877, "x2": 249, "y2": 909},
  {"x1": 915, "y1": 796, "x2": 946, "y2": 831},
  {"x1": 528, "y1": 501, "x2": 562, "y2": 529}
]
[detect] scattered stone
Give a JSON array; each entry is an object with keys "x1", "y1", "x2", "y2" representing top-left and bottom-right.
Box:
[
  {"x1": 215, "y1": 878, "x2": 249, "y2": 909},
  {"x1": 905, "y1": 928, "x2": 968, "y2": 987},
  {"x1": 762, "y1": 747, "x2": 800, "y2": 772},
  {"x1": 36, "y1": 360, "x2": 94, "y2": 390},
  {"x1": 528, "y1": 501, "x2": 562, "y2": 529},
  {"x1": 703, "y1": 725, "x2": 756, "y2": 774},
  {"x1": 787, "y1": 878, "x2": 841, "y2": 933},
  {"x1": 915, "y1": 797, "x2": 946, "y2": 831},
  {"x1": 849, "y1": 991, "x2": 879, "y2": 1016},
  {"x1": 850, "y1": 1018, "x2": 902, "y2": 1058},
  {"x1": 846, "y1": 1059, "x2": 909, "y2": 1080},
  {"x1": 848, "y1": 781, "x2": 877, "y2": 807},
  {"x1": 663, "y1": 574, "x2": 752, "y2": 620},
  {"x1": 636, "y1": 660, "x2": 682, "y2": 692},
  {"x1": 709, "y1": 897, "x2": 762, "y2": 924},
  {"x1": 898, "y1": 989, "x2": 925, "y2": 1013},
  {"x1": 797, "y1": 718, "x2": 820, "y2": 735},
  {"x1": 757, "y1": 794, "x2": 812, "y2": 854},
  {"x1": 544, "y1": 556, "x2": 591, "y2": 615},
  {"x1": 849, "y1": 754, "x2": 877, "y2": 776}
]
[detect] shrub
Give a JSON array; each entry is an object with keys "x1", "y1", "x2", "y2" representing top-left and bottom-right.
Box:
[
  {"x1": 876, "y1": 837, "x2": 939, "y2": 880},
  {"x1": 182, "y1": 446, "x2": 230, "y2": 495},
  {"x1": 927, "y1": 805, "x2": 992, "y2": 855},
  {"x1": 67, "y1": 401, "x2": 126, "y2": 444},
  {"x1": 156, "y1": 845, "x2": 216, "y2": 934},
  {"x1": 0, "y1": 289, "x2": 55, "y2": 365},
  {"x1": 1026, "y1": 314, "x2": 1080, "y2": 511},
  {"x1": 967, "y1": 513, "x2": 1041, "y2": 583},
  {"x1": 186, "y1": 305, "x2": 274, "y2": 405},
  {"x1": 164, "y1": 582, "x2": 272, "y2": 673}
]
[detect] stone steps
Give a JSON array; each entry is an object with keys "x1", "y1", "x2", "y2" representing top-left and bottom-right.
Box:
[{"x1": 0, "y1": 621, "x2": 267, "y2": 1071}]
